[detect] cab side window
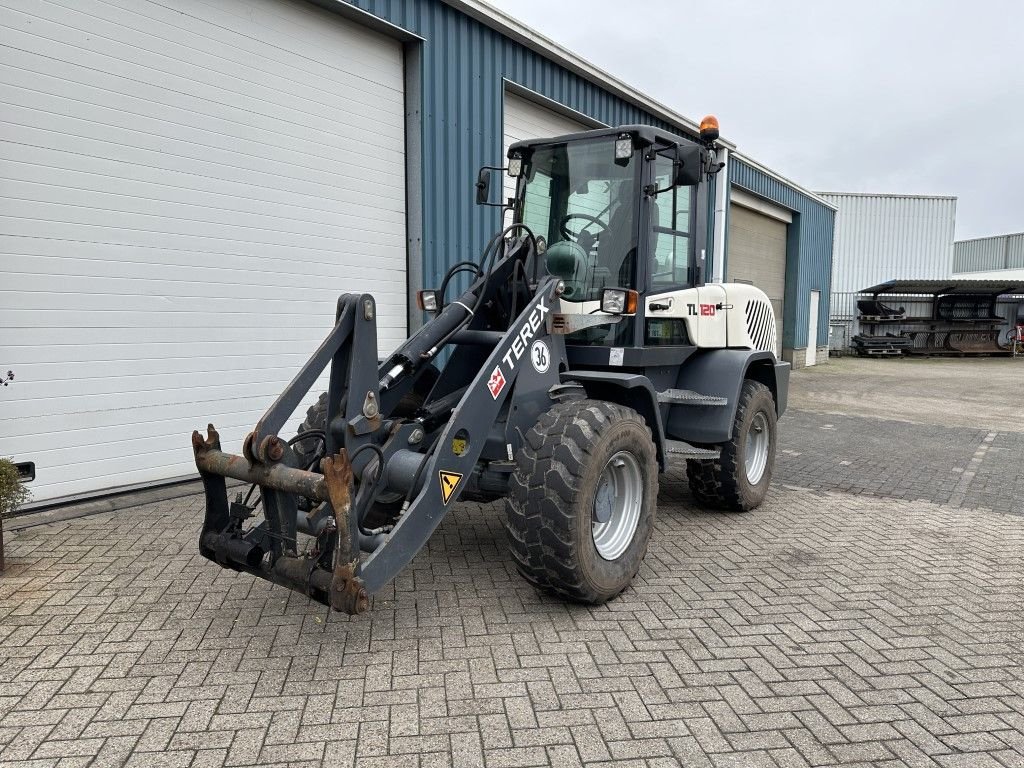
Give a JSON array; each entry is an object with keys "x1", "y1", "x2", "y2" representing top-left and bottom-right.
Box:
[
  {"x1": 650, "y1": 154, "x2": 692, "y2": 291},
  {"x1": 521, "y1": 169, "x2": 553, "y2": 241}
]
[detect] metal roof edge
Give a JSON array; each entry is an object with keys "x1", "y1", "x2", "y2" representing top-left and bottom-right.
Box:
[
  {"x1": 858, "y1": 277, "x2": 1024, "y2": 296},
  {"x1": 441, "y1": 0, "x2": 737, "y2": 150},
  {"x1": 816, "y1": 191, "x2": 958, "y2": 202},
  {"x1": 731, "y1": 152, "x2": 838, "y2": 211},
  {"x1": 952, "y1": 268, "x2": 1024, "y2": 278},
  {"x1": 954, "y1": 231, "x2": 1024, "y2": 244}
]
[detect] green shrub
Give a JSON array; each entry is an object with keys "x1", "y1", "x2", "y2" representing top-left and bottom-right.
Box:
[{"x1": 0, "y1": 458, "x2": 30, "y2": 517}]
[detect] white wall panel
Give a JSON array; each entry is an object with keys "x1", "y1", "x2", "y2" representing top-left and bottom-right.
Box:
[
  {"x1": 0, "y1": 0, "x2": 407, "y2": 503},
  {"x1": 501, "y1": 90, "x2": 598, "y2": 223},
  {"x1": 820, "y1": 193, "x2": 956, "y2": 297}
]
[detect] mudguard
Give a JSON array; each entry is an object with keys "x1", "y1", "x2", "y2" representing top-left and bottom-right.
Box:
[
  {"x1": 560, "y1": 371, "x2": 669, "y2": 469},
  {"x1": 667, "y1": 349, "x2": 789, "y2": 445}
]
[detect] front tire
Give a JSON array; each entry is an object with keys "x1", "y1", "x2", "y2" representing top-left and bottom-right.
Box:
[
  {"x1": 686, "y1": 379, "x2": 777, "y2": 512},
  {"x1": 506, "y1": 399, "x2": 658, "y2": 603}
]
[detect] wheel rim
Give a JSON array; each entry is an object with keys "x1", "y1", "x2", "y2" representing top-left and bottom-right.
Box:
[
  {"x1": 745, "y1": 410, "x2": 770, "y2": 485},
  {"x1": 592, "y1": 451, "x2": 643, "y2": 561}
]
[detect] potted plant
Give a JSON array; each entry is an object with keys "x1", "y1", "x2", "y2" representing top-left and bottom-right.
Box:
[
  {"x1": 1, "y1": 370, "x2": 31, "y2": 570},
  {"x1": 0, "y1": 457, "x2": 31, "y2": 571}
]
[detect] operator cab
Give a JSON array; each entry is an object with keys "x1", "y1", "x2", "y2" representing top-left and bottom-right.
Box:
[{"x1": 506, "y1": 124, "x2": 715, "y2": 350}]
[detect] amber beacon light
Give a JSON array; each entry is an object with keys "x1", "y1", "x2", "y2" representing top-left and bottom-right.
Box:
[{"x1": 699, "y1": 115, "x2": 720, "y2": 143}]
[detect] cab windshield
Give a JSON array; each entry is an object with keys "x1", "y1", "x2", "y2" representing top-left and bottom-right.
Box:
[{"x1": 517, "y1": 138, "x2": 638, "y2": 303}]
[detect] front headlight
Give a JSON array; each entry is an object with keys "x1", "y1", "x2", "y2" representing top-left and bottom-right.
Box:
[
  {"x1": 417, "y1": 290, "x2": 439, "y2": 312},
  {"x1": 614, "y1": 134, "x2": 632, "y2": 160},
  {"x1": 600, "y1": 288, "x2": 638, "y2": 315}
]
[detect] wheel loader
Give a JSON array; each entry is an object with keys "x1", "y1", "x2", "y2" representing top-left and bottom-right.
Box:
[{"x1": 191, "y1": 116, "x2": 789, "y2": 614}]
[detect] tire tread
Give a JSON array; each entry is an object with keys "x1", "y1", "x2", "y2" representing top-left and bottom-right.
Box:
[
  {"x1": 506, "y1": 399, "x2": 656, "y2": 603},
  {"x1": 685, "y1": 380, "x2": 775, "y2": 512}
]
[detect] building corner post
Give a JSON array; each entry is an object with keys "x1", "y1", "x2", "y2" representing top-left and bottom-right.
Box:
[{"x1": 711, "y1": 148, "x2": 729, "y2": 283}]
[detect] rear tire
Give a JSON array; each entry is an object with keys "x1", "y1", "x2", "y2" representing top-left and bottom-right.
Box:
[
  {"x1": 686, "y1": 379, "x2": 777, "y2": 512},
  {"x1": 506, "y1": 399, "x2": 658, "y2": 603},
  {"x1": 292, "y1": 367, "x2": 438, "y2": 470},
  {"x1": 292, "y1": 367, "x2": 439, "y2": 511},
  {"x1": 292, "y1": 392, "x2": 330, "y2": 469}
]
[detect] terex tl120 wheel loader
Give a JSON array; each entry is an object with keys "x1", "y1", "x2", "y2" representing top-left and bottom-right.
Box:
[{"x1": 191, "y1": 117, "x2": 789, "y2": 614}]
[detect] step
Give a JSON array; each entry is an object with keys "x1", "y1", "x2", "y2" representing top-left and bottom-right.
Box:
[
  {"x1": 663, "y1": 440, "x2": 720, "y2": 460},
  {"x1": 656, "y1": 388, "x2": 727, "y2": 406}
]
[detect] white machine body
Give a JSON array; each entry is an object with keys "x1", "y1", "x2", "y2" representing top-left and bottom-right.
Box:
[
  {"x1": 645, "y1": 283, "x2": 778, "y2": 354},
  {"x1": 556, "y1": 283, "x2": 777, "y2": 355}
]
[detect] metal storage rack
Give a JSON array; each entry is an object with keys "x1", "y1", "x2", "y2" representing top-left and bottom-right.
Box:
[{"x1": 855, "y1": 279, "x2": 1024, "y2": 357}]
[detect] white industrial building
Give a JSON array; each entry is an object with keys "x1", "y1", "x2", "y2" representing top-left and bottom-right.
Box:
[
  {"x1": 953, "y1": 232, "x2": 1024, "y2": 280},
  {"x1": 819, "y1": 192, "x2": 957, "y2": 349}
]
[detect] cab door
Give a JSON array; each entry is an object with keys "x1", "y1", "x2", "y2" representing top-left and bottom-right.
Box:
[{"x1": 646, "y1": 152, "x2": 727, "y2": 346}]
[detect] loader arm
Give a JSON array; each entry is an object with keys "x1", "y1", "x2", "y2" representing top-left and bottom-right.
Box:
[
  {"x1": 358, "y1": 281, "x2": 564, "y2": 592},
  {"x1": 192, "y1": 238, "x2": 567, "y2": 613}
]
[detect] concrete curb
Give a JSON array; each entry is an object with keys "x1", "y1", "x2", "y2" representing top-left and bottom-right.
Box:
[{"x1": 5, "y1": 480, "x2": 215, "y2": 531}]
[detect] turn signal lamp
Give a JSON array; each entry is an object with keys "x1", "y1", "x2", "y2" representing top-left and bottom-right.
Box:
[
  {"x1": 699, "y1": 114, "x2": 720, "y2": 143},
  {"x1": 601, "y1": 288, "x2": 638, "y2": 316}
]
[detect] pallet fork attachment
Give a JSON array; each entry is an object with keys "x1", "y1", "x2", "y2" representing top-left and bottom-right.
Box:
[{"x1": 193, "y1": 268, "x2": 565, "y2": 614}]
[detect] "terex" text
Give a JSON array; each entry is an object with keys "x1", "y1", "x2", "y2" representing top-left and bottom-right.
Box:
[{"x1": 501, "y1": 298, "x2": 550, "y2": 370}]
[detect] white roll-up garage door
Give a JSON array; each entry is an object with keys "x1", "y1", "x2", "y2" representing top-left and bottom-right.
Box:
[
  {"x1": 502, "y1": 91, "x2": 600, "y2": 219},
  {"x1": 727, "y1": 198, "x2": 790, "y2": 354},
  {"x1": 0, "y1": 0, "x2": 407, "y2": 503}
]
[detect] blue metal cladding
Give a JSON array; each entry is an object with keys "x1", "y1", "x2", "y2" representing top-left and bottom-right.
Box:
[
  {"x1": 730, "y1": 159, "x2": 836, "y2": 350},
  {"x1": 347, "y1": 0, "x2": 834, "y2": 352},
  {"x1": 347, "y1": 0, "x2": 702, "y2": 293}
]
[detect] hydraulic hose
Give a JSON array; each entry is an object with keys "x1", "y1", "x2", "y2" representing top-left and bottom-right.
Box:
[{"x1": 380, "y1": 224, "x2": 539, "y2": 389}]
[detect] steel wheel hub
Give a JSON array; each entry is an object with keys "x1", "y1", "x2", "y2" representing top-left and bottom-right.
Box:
[
  {"x1": 745, "y1": 410, "x2": 770, "y2": 485},
  {"x1": 592, "y1": 451, "x2": 643, "y2": 561}
]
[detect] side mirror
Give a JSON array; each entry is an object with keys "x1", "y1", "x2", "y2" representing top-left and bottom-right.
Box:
[
  {"x1": 673, "y1": 145, "x2": 705, "y2": 186},
  {"x1": 475, "y1": 168, "x2": 493, "y2": 205}
]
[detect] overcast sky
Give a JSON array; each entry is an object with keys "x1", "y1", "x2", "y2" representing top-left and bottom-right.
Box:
[{"x1": 495, "y1": 0, "x2": 1022, "y2": 240}]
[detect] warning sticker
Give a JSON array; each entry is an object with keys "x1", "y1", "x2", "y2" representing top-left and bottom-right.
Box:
[
  {"x1": 438, "y1": 470, "x2": 464, "y2": 505},
  {"x1": 487, "y1": 365, "x2": 506, "y2": 399}
]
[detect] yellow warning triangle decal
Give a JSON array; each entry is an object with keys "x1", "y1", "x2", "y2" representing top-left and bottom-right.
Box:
[{"x1": 438, "y1": 470, "x2": 463, "y2": 505}]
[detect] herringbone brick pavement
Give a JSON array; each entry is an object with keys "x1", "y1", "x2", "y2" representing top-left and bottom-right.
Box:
[
  {"x1": 2, "y1": 462, "x2": 1023, "y2": 767},
  {"x1": 775, "y1": 410, "x2": 1024, "y2": 516}
]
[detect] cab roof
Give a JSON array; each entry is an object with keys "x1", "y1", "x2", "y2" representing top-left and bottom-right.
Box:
[{"x1": 507, "y1": 124, "x2": 702, "y2": 158}]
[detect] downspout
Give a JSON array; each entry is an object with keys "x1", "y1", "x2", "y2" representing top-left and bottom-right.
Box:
[{"x1": 711, "y1": 147, "x2": 729, "y2": 283}]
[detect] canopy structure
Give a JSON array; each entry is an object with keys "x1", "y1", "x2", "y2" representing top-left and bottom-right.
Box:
[
  {"x1": 852, "y1": 279, "x2": 1022, "y2": 357},
  {"x1": 860, "y1": 279, "x2": 1024, "y2": 297}
]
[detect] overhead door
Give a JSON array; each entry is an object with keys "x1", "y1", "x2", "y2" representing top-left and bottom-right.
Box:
[
  {"x1": 502, "y1": 91, "x2": 599, "y2": 221},
  {"x1": 727, "y1": 200, "x2": 790, "y2": 353},
  {"x1": 0, "y1": 0, "x2": 407, "y2": 503}
]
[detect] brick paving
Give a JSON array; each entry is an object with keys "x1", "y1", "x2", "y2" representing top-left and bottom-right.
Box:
[
  {"x1": 776, "y1": 410, "x2": 1024, "y2": 517},
  {"x1": 3, "y1": 449, "x2": 1024, "y2": 767}
]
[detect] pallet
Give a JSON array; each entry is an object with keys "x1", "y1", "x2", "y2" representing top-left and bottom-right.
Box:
[{"x1": 858, "y1": 315, "x2": 904, "y2": 323}]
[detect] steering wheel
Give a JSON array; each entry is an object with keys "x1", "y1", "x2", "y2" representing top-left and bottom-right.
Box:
[{"x1": 559, "y1": 213, "x2": 607, "y2": 242}]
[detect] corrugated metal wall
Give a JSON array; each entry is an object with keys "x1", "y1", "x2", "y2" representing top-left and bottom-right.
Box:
[
  {"x1": 349, "y1": 0, "x2": 709, "y2": 294},
  {"x1": 954, "y1": 232, "x2": 1024, "y2": 274},
  {"x1": 820, "y1": 193, "x2": 956, "y2": 294},
  {"x1": 347, "y1": 0, "x2": 831, "y2": 354},
  {"x1": 821, "y1": 193, "x2": 955, "y2": 346},
  {"x1": 730, "y1": 159, "x2": 836, "y2": 350}
]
